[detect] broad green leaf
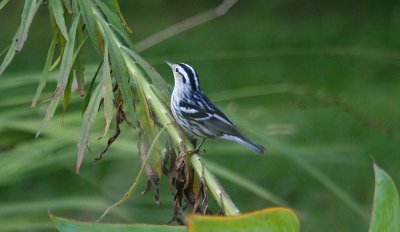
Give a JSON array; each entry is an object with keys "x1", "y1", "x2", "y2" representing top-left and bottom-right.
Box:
[
  {"x1": 369, "y1": 163, "x2": 400, "y2": 232},
  {"x1": 187, "y1": 208, "x2": 299, "y2": 232},
  {"x1": 51, "y1": 214, "x2": 185, "y2": 232},
  {"x1": 76, "y1": 82, "x2": 102, "y2": 173},
  {"x1": 31, "y1": 30, "x2": 58, "y2": 108},
  {"x1": 49, "y1": 0, "x2": 69, "y2": 40},
  {"x1": 99, "y1": 44, "x2": 114, "y2": 139},
  {"x1": 15, "y1": 0, "x2": 43, "y2": 52},
  {"x1": 52, "y1": 12, "x2": 81, "y2": 98}
]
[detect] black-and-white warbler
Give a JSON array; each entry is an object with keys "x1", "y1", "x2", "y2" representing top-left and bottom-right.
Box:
[{"x1": 167, "y1": 61, "x2": 266, "y2": 154}]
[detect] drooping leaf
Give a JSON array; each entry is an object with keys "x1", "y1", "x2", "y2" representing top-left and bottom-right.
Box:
[
  {"x1": 81, "y1": 62, "x2": 102, "y2": 115},
  {"x1": 62, "y1": 0, "x2": 72, "y2": 14},
  {"x1": 31, "y1": 30, "x2": 58, "y2": 108},
  {"x1": 76, "y1": 82, "x2": 102, "y2": 173},
  {"x1": 369, "y1": 163, "x2": 400, "y2": 232},
  {"x1": 78, "y1": 0, "x2": 102, "y2": 53},
  {"x1": 121, "y1": 46, "x2": 170, "y2": 102},
  {"x1": 36, "y1": 96, "x2": 61, "y2": 138},
  {"x1": 50, "y1": 214, "x2": 185, "y2": 232},
  {"x1": 15, "y1": 0, "x2": 43, "y2": 52},
  {"x1": 187, "y1": 208, "x2": 300, "y2": 232},
  {"x1": 63, "y1": 71, "x2": 74, "y2": 112},
  {"x1": 0, "y1": 0, "x2": 42, "y2": 76},
  {"x1": 0, "y1": 39, "x2": 17, "y2": 77},
  {"x1": 111, "y1": 0, "x2": 132, "y2": 33},
  {"x1": 96, "y1": 13, "x2": 135, "y2": 121},
  {"x1": 95, "y1": 0, "x2": 133, "y2": 49},
  {"x1": 52, "y1": 12, "x2": 81, "y2": 98},
  {"x1": 0, "y1": 0, "x2": 11, "y2": 11},
  {"x1": 99, "y1": 44, "x2": 114, "y2": 139},
  {"x1": 49, "y1": 0, "x2": 69, "y2": 40},
  {"x1": 74, "y1": 18, "x2": 86, "y2": 96}
]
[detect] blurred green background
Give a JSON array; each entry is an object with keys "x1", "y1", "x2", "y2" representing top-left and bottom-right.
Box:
[{"x1": 1, "y1": 0, "x2": 400, "y2": 231}]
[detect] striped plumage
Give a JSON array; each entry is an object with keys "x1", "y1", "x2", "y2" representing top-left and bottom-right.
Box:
[{"x1": 167, "y1": 61, "x2": 266, "y2": 154}]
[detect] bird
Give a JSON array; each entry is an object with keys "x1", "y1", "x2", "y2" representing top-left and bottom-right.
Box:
[{"x1": 166, "y1": 61, "x2": 266, "y2": 154}]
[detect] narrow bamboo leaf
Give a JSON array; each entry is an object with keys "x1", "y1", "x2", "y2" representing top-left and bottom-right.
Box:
[
  {"x1": 50, "y1": 214, "x2": 185, "y2": 232},
  {"x1": 78, "y1": 0, "x2": 102, "y2": 53},
  {"x1": 0, "y1": 40, "x2": 17, "y2": 77},
  {"x1": 99, "y1": 45, "x2": 113, "y2": 139},
  {"x1": 31, "y1": 31, "x2": 58, "y2": 108},
  {"x1": 187, "y1": 208, "x2": 300, "y2": 232},
  {"x1": 15, "y1": 0, "x2": 43, "y2": 52},
  {"x1": 95, "y1": 1, "x2": 133, "y2": 48},
  {"x1": 96, "y1": 13, "x2": 135, "y2": 121},
  {"x1": 121, "y1": 46, "x2": 170, "y2": 101},
  {"x1": 0, "y1": 0, "x2": 11, "y2": 11},
  {"x1": 49, "y1": 0, "x2": 69, "y2": 40},
  {"x1": 74, "y1": 18, "x2": 87, "y2": 96},
  {"x1": 76, "y1": 83, "x2": 102, "y2": 173},
  {"x1": 62, "y1": 0, "x2": 72, "y2": 14},
  {"x1": 63, "y1": 71, "x2": 74, "y2": 112},
  {"x1": 36, "y1": 96, "x2": 60, "y2": 137},
  {"x1": 369, "y1": 163, "x2": 400, "y2": 232},
  {"x1": 82, "y1": 62, "x2": 102, "y2": 115},
  {"x1": 111, "y1": 0, "x2": 132, "y2": 33},
  {"x1": 52, "y1": 13, "x2": 81, "y2": 98}
]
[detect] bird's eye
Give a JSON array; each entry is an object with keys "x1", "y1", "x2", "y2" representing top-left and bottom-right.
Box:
[{"x1": 175, "y1": 68, "x2": 179, "y2": 72}]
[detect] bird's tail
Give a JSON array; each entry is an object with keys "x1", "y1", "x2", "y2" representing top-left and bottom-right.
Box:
[{"x1": 221, "y1": 134, "x2": 266, "y2": 154}]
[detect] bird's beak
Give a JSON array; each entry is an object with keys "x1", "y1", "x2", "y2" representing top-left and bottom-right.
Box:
[{"x1": 165, "y1": 60, "x2": 174, "y2": 68}]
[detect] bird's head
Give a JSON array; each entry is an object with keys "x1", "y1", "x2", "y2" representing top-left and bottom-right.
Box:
[{"x1": 166, "y1": 61, "x2": 200, "y2": 92}]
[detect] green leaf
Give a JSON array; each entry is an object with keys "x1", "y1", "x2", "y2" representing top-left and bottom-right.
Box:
[
  {"x1": 52, "y1": 12, "x2": 81, "y2": 98},
  {"x1": 0, "y1": 40, "x2": 17, "y2": 77},
  {"x1": 369, "y1": 163, "x2": 400, "y2": 232},
  {"x1": 62, "y1": 0, "x2": 72, "y2": 14},
  {"x1": 31, "y1": 30, "x2": 58, "y2": 108},
  {"x1": 187, "y1": 208, "x2": 299, "y2": 232},
  {"x1": 49, "y1": 0, "x2": 69, "y2": 40},
  {"x1": 78, "y1": 0, "x2": 102, "y2": 53},
  {"x1": 15, "y1": 0, "x2": 43, "y2": 52},
  {"x1": 36, "y1": 96, "x2": 61, "y2": 138},
  {"x1": 63, "y1": 71, "x2": 74, "y2": 112},
  {"x1": 0, "y1": 0, "x2": 42, "y2": 76},
  {"x1": 96, "y1": 12, "x2": 135, "y2": 121},
  {"x1": 76, "y1": 82, "x2": 102, "y2": 173},
  {"x1": 99, "y1": 44, "x2": 114, "y2": 139},
  {"x1": 0, "y1": 0, "x2": 11, "y2": 11},
  {"x1": 74, "y1": 18, "x2": 86, "y2": 96},
  {"x1": 111, "y1": 0, "x2": 132, "y2": 33},
  {"x1": 81, "y1": 62, "x2": 102, "y2": 115},
  {"x1": 50, "y1": 214, "x2": 185, "y2": 232}
]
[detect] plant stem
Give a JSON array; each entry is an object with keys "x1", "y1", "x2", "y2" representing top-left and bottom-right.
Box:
[{"x1": 190, "y1": 154, "x2": 241, "y2": 215}]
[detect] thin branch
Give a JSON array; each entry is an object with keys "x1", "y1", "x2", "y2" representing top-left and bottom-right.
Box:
[{"x1": 135, "y1": 0, "x2": 239, "y2": 52}]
